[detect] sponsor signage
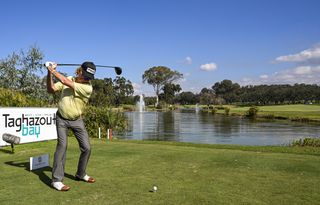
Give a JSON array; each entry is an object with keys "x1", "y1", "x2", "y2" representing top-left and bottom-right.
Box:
[
  {"x1": 30, "y1": 154, "x2": 50, "y2": 171},
  {"x1": 0, "y1": 107, "x2": 58, "y2": 146}
]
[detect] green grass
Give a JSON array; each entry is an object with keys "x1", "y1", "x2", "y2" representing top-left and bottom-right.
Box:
[
  {"x1": 1, "y1": 138, "x2": 320, "y2": 205},
  {"x1": 212, "y1": 104, "x2": 320, "y2": 121}
]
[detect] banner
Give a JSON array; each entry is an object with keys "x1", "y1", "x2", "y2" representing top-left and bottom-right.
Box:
[{"x1": 0, "y1": 108, "x2": 58, "y2": 146}]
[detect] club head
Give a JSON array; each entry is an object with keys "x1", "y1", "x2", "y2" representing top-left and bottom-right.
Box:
[{"x1": 115, "y1": 67, "x2": 122, "y2": 75}]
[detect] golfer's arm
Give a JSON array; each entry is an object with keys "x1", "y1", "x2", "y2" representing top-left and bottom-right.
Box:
[
  {"x1": 51, "y1": 71, "x2": 75, "y2": 90},
  {"x1": 47, "y1": 71, "x2": 57, "y2": 93}
]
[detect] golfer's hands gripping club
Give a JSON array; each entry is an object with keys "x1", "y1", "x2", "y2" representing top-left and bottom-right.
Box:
[{"x1": 45, "y1": 61, "x2": 57, "y2": 73}]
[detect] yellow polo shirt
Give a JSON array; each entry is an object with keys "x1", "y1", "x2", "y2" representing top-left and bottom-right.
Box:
[{"x1": 55, "y1": 76, "x2": 92, "y2": 120}]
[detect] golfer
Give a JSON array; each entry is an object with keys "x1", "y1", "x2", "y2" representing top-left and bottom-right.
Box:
[{"x1": 46, "y1": 61, "x2": 96, "y2": 191}]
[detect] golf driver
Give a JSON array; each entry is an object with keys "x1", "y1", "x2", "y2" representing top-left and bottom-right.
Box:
[{"x1": 43, "y1": 62, "x2": 122, "y2": 75}]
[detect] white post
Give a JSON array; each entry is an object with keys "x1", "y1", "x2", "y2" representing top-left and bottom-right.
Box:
[
  {"x1": 98, "y1": 127, "x2": 101, "y2": 139},
  {"x1": 107, "y1": 129, "x2": 110, "y2": 140}
]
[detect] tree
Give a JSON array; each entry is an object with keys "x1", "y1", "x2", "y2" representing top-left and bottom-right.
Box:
[
  {"x1": 113, "y1": 76, "x2": 134, "y2": 106},
  {"x1": 212, "y1": 79, "x2": 240, "y2": 104},
  {"x1": 142, "y1": 66, "x2": 183, "y2": 106},
  {"x1": 0, "y1": 52, "x2": 19, "y2": 89},
  {"x1": 199, "y1": 88, "x2": 215, "y2": 105},
  {"x1": 0, "y1": 45, "x2": 46, "y2": 100},
  {"x1": 90, "y1": 78, "x2": 115, "y2": 107},
  {"x1": 176, "y1": 91, "x2": 198, "y2": 105},
  {"x1": 144, "y1": 96, "x2": 157, "y2": 106},
  {"x1": 161, "y1": 83, "x2": 181, "y2": 104}
]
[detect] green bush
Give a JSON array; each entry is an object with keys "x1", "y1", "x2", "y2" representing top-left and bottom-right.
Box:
[
  {"x1": 264, "y1": 114, "x2": 275, "y2": 119},
  {"x1": 122, "y1": 104, "x2": 135, "y2": 111},
  {"x1": 156, "y1": 101, "x2": 166, "y2": 110},
  {"x1": 246, "y1": 106, "x2": 259, "y2": 118},
  {"x1": 0, "y1": 88, "x2": 45, "y2": 107},
  {"x1": 224, "y1": 107, "x2": 230, "y2": 115},
  {"x1": 291, "y1": 117, "x2": 311, "y2": 122},
  {"x1": 212, "y1": 107, "x2": 218, "y2": 115},
  {"x1": 169, "y1": 104, "x2": 176, "y2": 110},
  {"x1": 83, "y1": 106, "x2": 127, "y2": 138},
  {"x1": 0, "y1": 88, "x2": 28, "y2": 106},
  {"x1": 290, "y1": 138, "x2": 320, "y2": 147}
]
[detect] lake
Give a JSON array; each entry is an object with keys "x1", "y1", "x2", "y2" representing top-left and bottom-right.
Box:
[{"x1": 118, "y1": 110, "x2": 320, "y2": 146}]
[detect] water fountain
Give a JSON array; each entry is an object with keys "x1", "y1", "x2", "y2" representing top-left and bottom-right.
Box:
[
  {"x1": 195, "y1": 103, "x2": 200, "y2": 113},
  {"x1": 136, "y1": 94, "x2": 145, "y2": 112}
]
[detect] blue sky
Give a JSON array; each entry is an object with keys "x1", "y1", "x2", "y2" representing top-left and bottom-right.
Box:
[{"x1": 1, "y1": 0, "x2": 320, "y2": 96}]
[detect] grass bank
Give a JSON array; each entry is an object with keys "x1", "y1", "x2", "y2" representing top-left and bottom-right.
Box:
[
  {"x1": 1, "y1": 138, "x2": 319, "y2": 205},
  {"x1": 198, "y1": 104, "x2": 320, "y2": 122}
]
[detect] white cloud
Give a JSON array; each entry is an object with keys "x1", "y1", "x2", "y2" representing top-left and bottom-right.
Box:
[
  {"x1": 200, "y1": 63, "x2": 218, "y2": 71},
  {"x1": 132, "y1": 82, "x2": 142, "y2": 94},
  {"x1": 247, "y1": 44, "x2": 320, "y2": 85},
  {"x1": 184, "y1": 57, "x2": 192, "y2": 65},
  {"x1": 276, "y1": 45, "x2": 320, "y2": 63},
  {"x1": 259, "y1": 74, "x2": 268, "y2": 79},
  {"x1": 240, "y1": 65, "x2": 320, "y2": 85},
  {"x1": 133, "y1": 83, "x2": 158, "y2": 96},
  {"x1": 294, "y1": 66, "x2": 312, "y2": 75}
]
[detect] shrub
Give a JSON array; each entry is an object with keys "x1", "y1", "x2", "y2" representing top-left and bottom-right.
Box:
[
  {"x1": 0, "y1": 87, "x2": 45, "y2": 107},
  {"x1": 246, "y1": 106, "x2": 259, "y2": 118},
  {"x1": 290, "y1": 138, "x2": 320, "y2": 147},
  {"x1": 264, "y1": 114, "x2": 275, "y2": 119},
  {"x1": 83, "y1": 106, "x2": 127, "y2": 138},
  {"x1": 169, "y1": 105, "x2": 176, "y2": 110},
  {"x1": 0, "y1": 88, "x2": 28, "y2": 107},
  {"x1": 291, "y1": 118, "x2": 311, "y2": 122},
  {"x1": 224, "y1": 107, "x2": 230, "y2": 115},
  {"x1": 156, "y1": 101, "x2": 167, "y2": 110},
  {"x1": 122, "y1": 105, "x2": 135, "y2": 111},
  {"x1": 212, "y1": 107, "x2": 218, "y2": 115}
]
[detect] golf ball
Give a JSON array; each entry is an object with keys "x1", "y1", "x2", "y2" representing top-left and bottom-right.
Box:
[{"x1": 153, "y1": 185, "x2": 158, "y2": 191}]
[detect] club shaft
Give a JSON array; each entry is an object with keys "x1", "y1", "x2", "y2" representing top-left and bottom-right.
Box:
[
  {"x1": 57, "y1": 63, "x2": 116, "y2": 69},
  {"x1": 41, "y1": 62, "x2": 122, "y2": 75},
  {"x1": 57, "y1": 63, "x2": 81, "y2": 67}
]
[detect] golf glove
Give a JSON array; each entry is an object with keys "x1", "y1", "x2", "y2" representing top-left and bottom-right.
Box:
[{"x1": 45, "y1": 61, "x2": 55, "y2": 68}]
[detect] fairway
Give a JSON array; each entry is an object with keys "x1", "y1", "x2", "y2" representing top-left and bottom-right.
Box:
[{"x1": 0, "y1": 138, "x2": 319, "y2": 205}]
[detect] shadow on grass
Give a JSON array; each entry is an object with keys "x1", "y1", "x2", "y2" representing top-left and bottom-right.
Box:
[
  {"x1": 4, "y1": 161, "x2": 77, "y2": 188},
  {"x1": 0, "y1": 148, "x2": 14, "y2": 154}
]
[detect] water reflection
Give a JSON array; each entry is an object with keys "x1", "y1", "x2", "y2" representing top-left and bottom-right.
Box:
[{"x1": 120, "y1": 110, "x2": 320, "y2": 145}]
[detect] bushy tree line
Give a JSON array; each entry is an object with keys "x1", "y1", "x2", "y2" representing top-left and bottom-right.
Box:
[
  {"x1": 141, "y1": 67, "x2": 319, "y2": 106},
  {"x1": 173, "y1": 80, "x2": 320, "y2": 105},
  {"x1": 90, "y1": 77, "x2": 134, "y2": 107}
]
